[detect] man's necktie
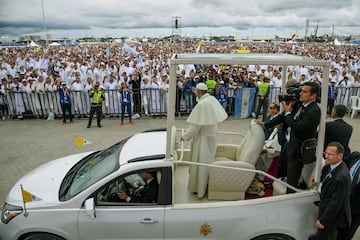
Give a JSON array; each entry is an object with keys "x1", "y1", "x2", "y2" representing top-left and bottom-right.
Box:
[
  {"x1": 318, "y1": 167, "x2": 332, "y2": 193},
  {"x1": 350, "y1": 160, "x2": 360, "y2": 184},
  {"x1": 294, "y1": 105, "x2": 303, "y2": 120}
]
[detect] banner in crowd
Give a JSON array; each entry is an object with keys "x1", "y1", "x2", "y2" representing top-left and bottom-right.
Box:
[{"x1": 234, "y1": 88, "x2": 256, "y2": 119}]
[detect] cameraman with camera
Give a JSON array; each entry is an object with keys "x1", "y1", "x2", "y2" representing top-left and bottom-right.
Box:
[{"x1": 255, "y1": 81, "x2": 321, "y2": 193}]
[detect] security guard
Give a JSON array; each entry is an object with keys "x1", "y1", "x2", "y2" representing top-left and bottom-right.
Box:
[
  {"x1": 87, "y1": 82, "x2": 105, "y2": 128},
  {"x1": 255, "y1": 76, "x2": 270, "y2": 121}
]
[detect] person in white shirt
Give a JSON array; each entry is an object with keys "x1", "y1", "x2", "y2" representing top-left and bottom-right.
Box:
[
  {"x1": 270, "y1": 71, "x2": 282, "y2": 104},
  {"x1": 159, "y1": 74, "x2": 169, "y2": 115},
  {"x1": 149, "y1": 75, "x2": 161, "y2": 115},
  {"x1": 104, "y1": 75, "x2": 119, "y2": 117},
  {"x1": 9, "y1": 78, "x2": 24, "y2": 119},
  {"x1": 71, "y1": 76, "x2": 85, "y2": 118},
  {"x1": 0, "y1": 78, "x2": 10, "y2": 120},
  {"x1": 44, "y1": 78, "x2": 57, "y2": 115},
  {"x1": 83, "y1": 77, "x2": 93, "y2": 115}
]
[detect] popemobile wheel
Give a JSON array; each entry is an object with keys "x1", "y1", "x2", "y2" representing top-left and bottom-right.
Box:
[
  {"x1": 250, "y1": 233, "x2": 295, "y2": 240},
  {"x1": 23, "y1": 233, "x2": 65, "y2": 240}
]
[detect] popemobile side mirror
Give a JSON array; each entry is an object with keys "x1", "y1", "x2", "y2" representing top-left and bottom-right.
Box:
[{"x1": 84, "y1": 198, "x2": 96, "y2": 219}]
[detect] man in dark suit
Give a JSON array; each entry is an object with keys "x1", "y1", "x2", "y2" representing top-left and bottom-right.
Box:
[
  {"x1": 310, "y1": 142, "x2": 351, "y2": 240},
  {"x1": 119, "y1": 170, "x2": 159, "y2": 203},
  {"x1": 263, "y1": 82, "x2": 321, "y2": 193},
  {"x1": 340, "y1": 151, "x2": 360, "y2": 240},
  {"x1": 282, "y1": 82, "x2": 321, "y2": 192},
  {"x1": 257, "y1": 82, "x2": 320, "y2": 191},
  {"x1": 324, "y1": 104, "x2": 353, "y2": 160},
  {"x1": 263, "y1": 102, "x2": 280, "y2": 140}
]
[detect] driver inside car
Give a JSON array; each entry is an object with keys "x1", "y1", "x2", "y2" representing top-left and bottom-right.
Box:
[{"x1": 118, "y1": 170, "x2": 159, "y2": 203}]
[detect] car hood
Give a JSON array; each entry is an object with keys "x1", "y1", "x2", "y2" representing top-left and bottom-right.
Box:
[{"x1": 6, "y1": 151, "x2": 94, "y2": 207}]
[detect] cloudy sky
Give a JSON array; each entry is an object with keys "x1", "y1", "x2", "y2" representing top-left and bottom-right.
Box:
[{"x1": 1, "y1": 0, "x2": 359, "y2": 39}]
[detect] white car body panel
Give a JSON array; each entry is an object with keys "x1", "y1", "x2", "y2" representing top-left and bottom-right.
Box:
[
  {"x1": 6, "y1": 152, "x2": 94, "y2": 206},
  {"x1": 165, "y1": 193, "x2": 318, "y2": 240},
  {"x1": 77, "y1": 206, "x2": 165, "y2": 239},
  {"x1": 119, "y1": 131, "x2": 167, "y2": 164}
]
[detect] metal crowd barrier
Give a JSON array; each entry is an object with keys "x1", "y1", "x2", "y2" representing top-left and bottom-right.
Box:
[{"x1": 0, "y1": 87, "x2": 359, "y2": 120}]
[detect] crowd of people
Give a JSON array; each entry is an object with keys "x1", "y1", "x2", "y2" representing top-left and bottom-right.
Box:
[{"x1": 0, "y1": 40, "x2": 360, "y2": 121}]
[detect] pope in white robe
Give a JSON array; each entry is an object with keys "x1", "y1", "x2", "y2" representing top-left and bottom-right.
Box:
[{"x1": 182, "y1": 83, "x2": 228, "y2": 198}]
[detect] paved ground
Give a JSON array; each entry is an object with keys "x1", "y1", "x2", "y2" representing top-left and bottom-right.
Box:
[{"x1": 0, "y1": 115, "x2": 359, "y2": 238}]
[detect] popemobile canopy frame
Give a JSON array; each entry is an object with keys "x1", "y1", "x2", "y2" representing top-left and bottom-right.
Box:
[{"x1": 166, "y1": 53, "x2": 330, "y2": 184}]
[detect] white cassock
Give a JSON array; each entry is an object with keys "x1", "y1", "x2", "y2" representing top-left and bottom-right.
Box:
[
  {"x1": 34, "y1": 81, "x2": 46, "y2": 114},
  {"x1": 104, "y1": 81, "x2": 119, "y2": 114},
  {"x1": 150, "y1": 82, "x2": 160, "y2": 115},
  {"x1": 182, "y1": 93, "x2": 228, "y2": 198},
  {"x1": 141, "y1": 82, "x2": 151, "y2": 115},
  {"x1": 10, "y1": 84, "x2": 25, "y2": 116},
  {"x1": 159, "y1": 81, "x2": 168, "y2": 114},
  {"x1": 72, "y1": 82, "x2": 85, "y2": 115}
]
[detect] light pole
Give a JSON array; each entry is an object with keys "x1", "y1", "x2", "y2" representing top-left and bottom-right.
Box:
[{"x1": 41, "y1": 0, "x2": 48, "y2": 46}]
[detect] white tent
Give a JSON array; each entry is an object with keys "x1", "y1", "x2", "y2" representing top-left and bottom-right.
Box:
[
  {"x1": 28, "y1": 41, "x2": 40, "y2": 47},
  {"x1": 49, "y1": 42, "x2": 61, "y2": 46},
  {"x1": 334, "y1": 38, "x2": 342, "y2": 46}
]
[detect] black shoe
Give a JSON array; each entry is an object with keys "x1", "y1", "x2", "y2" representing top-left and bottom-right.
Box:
[
  {"x1": 298, "y1": 180, "x2": 308, "y2": 190},
  {"x1": 87, "y1": 125, "x2": 91, "y2": 128},
  {"x1": 97, "y1": 125, "x2": 102, "y2": 128}
]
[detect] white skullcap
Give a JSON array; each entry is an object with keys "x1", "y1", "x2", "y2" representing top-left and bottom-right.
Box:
[{"x1": 196, "y1": 82, "x2": 208, "y2": 91}]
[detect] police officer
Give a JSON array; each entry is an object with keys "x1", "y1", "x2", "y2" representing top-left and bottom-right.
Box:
[
  {"x1": 255, "y1": 75, "x2": 270, "y2": 121},
  {"x1": 87, "y1": 82, "x2": 105, "y2": 128}
]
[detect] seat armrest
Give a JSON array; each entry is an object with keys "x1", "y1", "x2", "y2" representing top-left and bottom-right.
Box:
[
  {"x1": 212, "y1": 160, "x2": 255, "y2": 169},
  {"x1": 215, "y1": 144, "x2": 238, "y2": 159}
]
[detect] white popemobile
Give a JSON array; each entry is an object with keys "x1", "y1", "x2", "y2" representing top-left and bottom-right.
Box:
[{"x1": 0, "y1": 54, "x2": 330, "y2": 240}]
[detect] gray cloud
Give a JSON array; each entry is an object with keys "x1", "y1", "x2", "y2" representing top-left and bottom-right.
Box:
[{"x1": 1, "y1": 0, "x2": 359, "y2": 38}]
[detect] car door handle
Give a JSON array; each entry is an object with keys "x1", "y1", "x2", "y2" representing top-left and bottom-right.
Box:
[{"x1": 139, "y1": 218, "x2": 159, "y2": 224}]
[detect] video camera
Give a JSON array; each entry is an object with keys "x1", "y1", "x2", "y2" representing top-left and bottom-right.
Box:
[{"x1": 278, "y1": 84, "x2": 302, "y2": 102}]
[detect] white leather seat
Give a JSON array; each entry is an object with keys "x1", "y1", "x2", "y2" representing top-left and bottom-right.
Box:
[{"x1": 208, "y1": 120, "x2": 265, "y2": 200}]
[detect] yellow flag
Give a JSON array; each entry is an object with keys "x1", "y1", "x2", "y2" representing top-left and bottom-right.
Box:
[
  {"x1": 21, "y1": 188, "x2": 33, "y2": 203},
  {"x1": 234, "y1": 49, "x2": 251, "y2": 54},
  {"x1": 196, "y1": 42, "x2": 202, "y2": 53},
  {"x1": 75, "y1": 135, "x2": 92, "y2": 148}
]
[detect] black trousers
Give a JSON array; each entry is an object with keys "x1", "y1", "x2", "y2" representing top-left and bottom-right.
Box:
[
  {"x1": 88, "y1": 105, "x2": 102, "y2": 126},
  {"x1": 327, "y1": 98, "x2": 335, "y2": 115},
  {"x1": 283, "y1": 141, "x2": 303, "y2": 193},
  {"x1": 61, "y1": 103, "x2": 72, "y2": 123},
  {"x1": 277, "y1": 144, "x2": 287, "y2": 178}
]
